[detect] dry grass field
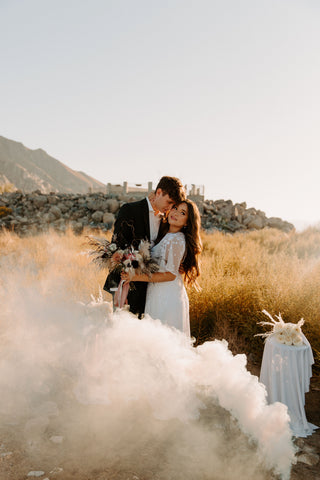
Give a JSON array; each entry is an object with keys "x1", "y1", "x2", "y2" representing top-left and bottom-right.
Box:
[
  {"x1": 1, "y1": 226, "x2": 319, "y2": 372},
  {"x1": 0, "y1": 226, "x2": 320, "y2": 480},
  {"x1": 190, "y1": 228, "x2": 320, "y2": 371}
]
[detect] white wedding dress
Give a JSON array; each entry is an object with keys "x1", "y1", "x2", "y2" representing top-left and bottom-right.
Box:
[{"x1": 144, "y1": 232, "x2": 190, "y2": 336}]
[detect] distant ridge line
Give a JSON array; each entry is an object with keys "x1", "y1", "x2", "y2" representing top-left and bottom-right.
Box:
[{"x1": 0, "y1": 135, "x2": 105, "y2": 194}]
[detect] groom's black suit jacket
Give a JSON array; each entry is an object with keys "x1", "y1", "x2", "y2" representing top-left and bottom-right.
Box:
[{"x1": 103, "y1": 198, "x2": 166, "y2": 317}]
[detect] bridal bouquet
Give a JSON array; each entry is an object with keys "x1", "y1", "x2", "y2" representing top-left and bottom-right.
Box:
[
  {"x1": 256, "y1": 310, "x2": 305, "y2": 346},
  {"x1": 87, "y1": 236, "x2": 159, "y2": 307}
]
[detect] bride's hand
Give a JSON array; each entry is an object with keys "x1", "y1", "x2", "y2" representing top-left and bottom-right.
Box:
[{"x1": 121, "y1": 271, "x2": 136, "y2": 285}]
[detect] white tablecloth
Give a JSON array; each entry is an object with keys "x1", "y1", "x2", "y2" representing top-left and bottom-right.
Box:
[{"x1": 260, "y1": 335, "x2": 318, "y2": 437}]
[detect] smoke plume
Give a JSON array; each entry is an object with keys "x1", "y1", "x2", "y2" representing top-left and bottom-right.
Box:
[{"x1": 0, "y1": 238, "x2": 296, "y2": 480}]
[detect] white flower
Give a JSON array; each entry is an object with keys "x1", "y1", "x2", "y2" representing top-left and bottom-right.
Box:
[
  {"x1": 284, "y1": 333, "x2": 294, "y2": 346},
  {"x1": 275, "y1": 332, "x2": 286, "y2": 344},
  {"x1": 256, "y1": 310, "x2": 305, "y2": 347},
  {"x1": 273, "y1": 323, "x2": 284, "y2": 333},
  {"x1": 134, "y1": 252, "x2": 143, "y2": 264},
  {"x1": 292, "y1": 336, "x2": 303, "y2": 346}
]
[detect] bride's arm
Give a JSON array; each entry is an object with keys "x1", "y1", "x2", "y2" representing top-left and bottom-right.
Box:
[
  {"x1": 121, "y1": 234, "x2": 185, "y2": 285},
  {"x1": 121, "y1": 271, "x2": 175, "y2": 284}
]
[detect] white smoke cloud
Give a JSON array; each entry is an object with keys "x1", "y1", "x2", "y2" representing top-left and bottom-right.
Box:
[{"x1": 0, "y1": 247, "x2": 296, "y2": 480}]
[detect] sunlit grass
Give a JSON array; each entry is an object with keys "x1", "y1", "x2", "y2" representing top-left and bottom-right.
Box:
[
  {"x1": 0, "y1": 228, "x2": 113, "y2": 303},
  {"x1": 1, "y1": 226, "x2": 319, "y2": 372},
  {"x1": 189, "y1": 228, "x2": 320, "y2": 371},
  {"x1": 0, "y1": 182, "x2": 16, "y2": 194}
]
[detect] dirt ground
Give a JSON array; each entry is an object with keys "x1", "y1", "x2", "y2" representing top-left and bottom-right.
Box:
[
  {"x1": 248, "y1": 363, "x2": 320, "y2": 480},
  {"x1": 286, "y1": 376, "x2": 320, "y2": 480},
  {"x1": 1, "y1": 370, "x2": 319, "y2": 480}
]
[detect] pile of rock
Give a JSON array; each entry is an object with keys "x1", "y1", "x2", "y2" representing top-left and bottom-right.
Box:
[
  {"x1": 201, "y1": 199, "x2": 294, "y2": 233},
  {"x1": 0, "y1": 190, "x2": 294, "y2": 236},
  {"x1": 0, "y1": 191, "x2": 120, "y2": 236}
]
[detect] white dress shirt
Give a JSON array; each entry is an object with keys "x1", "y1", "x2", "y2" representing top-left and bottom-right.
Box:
[{"x1": 146, "y1": 197, "x2": 162, "y2": 246}]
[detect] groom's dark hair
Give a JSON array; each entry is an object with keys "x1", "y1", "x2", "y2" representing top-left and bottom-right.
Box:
[{"x1": 155, "y1": 176, "x2": 186, "y2": 204}]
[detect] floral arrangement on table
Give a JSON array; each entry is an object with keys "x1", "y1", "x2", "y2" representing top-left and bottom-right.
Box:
[
  {"x1": 87, "y1": 236, "x2": 159, "y2": 307},
  {"x1": 256, "y1": 310, "x2": 305, "y2": 346}
]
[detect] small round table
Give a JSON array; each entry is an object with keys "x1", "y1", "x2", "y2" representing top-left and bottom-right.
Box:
[{"x1": 260, "y1": 335, "x2": 318, "y2": 437}]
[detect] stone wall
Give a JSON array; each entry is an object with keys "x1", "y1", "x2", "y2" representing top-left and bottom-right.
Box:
[{"x1": 0, "y1": 190, "x2": 294, "y2": 236}]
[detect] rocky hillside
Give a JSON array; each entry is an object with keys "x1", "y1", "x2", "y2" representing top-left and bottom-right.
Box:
[
  {"x1": 0, "y1": 136, "x2": 105, "y2": 194},
  {"x1": 0, "y1": 136, "x2": 294, "y2": 235},
  {"x1": 0, "y1": 191, "x2": 294, "y2": 236}
]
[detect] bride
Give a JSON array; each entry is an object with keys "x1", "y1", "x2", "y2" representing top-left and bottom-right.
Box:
[{"x1": 121, "y1": 199, "x2": 202, "y2": 336}]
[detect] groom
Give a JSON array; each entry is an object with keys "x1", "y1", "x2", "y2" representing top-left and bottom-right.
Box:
[{"x1": 103, "y1": 176, "x2": 186, "y2": 317}]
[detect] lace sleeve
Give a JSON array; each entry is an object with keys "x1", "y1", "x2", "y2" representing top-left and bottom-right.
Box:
[{"x1": 164, "y1": 234, "x2": 186, "y2": 276}]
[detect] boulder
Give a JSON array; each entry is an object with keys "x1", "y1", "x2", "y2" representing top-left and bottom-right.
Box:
[
  {"x1": 57, "y1": 202, "x2": 69, "y2": 214},
  {"x1": 246, "y1": 216, "x2": 264, "y2": 230},
  {"x1": 243, "y1": 214, "x2": 255, "y2": 227},
  {"x1": 106, "y1": 198, "x2": 120, "y2": 213},
  {"x1": 47, "y1": 195, "x2": 59, "y2": 205},
  {"x1": 87, "y1": 198, "x2": 109, "y2": 211},
  {"x1": 91, "y1": 211, "x2": 104, "y2": 223},
  {"x1": 49, "y1": 206, "x2": 62, "y2": 219},
  {"x1": 257, "y1": 209, "x2": 266, "y2": 218},
  {"x1": 267, "y1": 217, "x2": 293, "y2": 232},
  {"x1": 224, "y1": 220, "x2": 245, "y2": 232},
  {"x1": 214, "y1": 199, "x2": 228, "y2": 207},
  {"x1": 71, "y1": 208, "x2": 87, "y2": 220},
  {"x1": 15, "y1": 215, "x2": 29, "y2": 224},
  {"x1": 233, "y1": 203, "x2": 246, "y2": 216},
  {"x1": 32, "y1": 195, "x2": 48, "y2": 208},
  {"x1": 217, "y1": 204, "x2": 233, "y2": 221},
  {"x1": 203, "y1": 202, "x2": 217, "y2": 214},
  {"x1": 103, "y1": 212, "x2": 115, "y2": 228},
  {"x1": 245, "y1": 207, "x2": 257, "y2": 216}
]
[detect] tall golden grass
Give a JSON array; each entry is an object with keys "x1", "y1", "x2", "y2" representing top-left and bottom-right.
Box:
[
  {"x1": 0, "y1": 228, "x2": 113, "y2": 303},
  {"x1": 189, "y1": 227, "x2": 320, "y2": 372},
  {"x1": 1, "y1": 226, "x2": 319, "y2": 373},
  {"x1": 0, "y1": 182, "x2": 16, "y2": 194}
]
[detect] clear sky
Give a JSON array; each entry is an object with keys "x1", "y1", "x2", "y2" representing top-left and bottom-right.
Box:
[{"x1": 1, "y1": 0, "x2": 320, "y2": 227}]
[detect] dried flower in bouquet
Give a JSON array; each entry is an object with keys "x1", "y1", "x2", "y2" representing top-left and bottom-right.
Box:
[
  {"x1": 256, "y1": 310, "x2": 305, "y2": 346},
  {"x1": 86, "y1": 236, "x2": 119, "y2": 270},
  {"x1": 87, "y1": 237, "x2": 160, "y2": 308},
  {"x1": 87, "y1": 236, "x2": 159, "y2": 275}
]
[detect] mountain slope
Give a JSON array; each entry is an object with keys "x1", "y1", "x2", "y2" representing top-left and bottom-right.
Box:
[{"x1": 0, "y1": 135, "x2": 106, "y2": 194}]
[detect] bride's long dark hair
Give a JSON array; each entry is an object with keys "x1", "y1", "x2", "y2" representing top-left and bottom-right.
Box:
[
  {"x1": 180, "y1": 199, "x2": 202, "y2": 287},
  {"x1": 156, "y1": 199, "x2": 202, "y2": 286}
]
